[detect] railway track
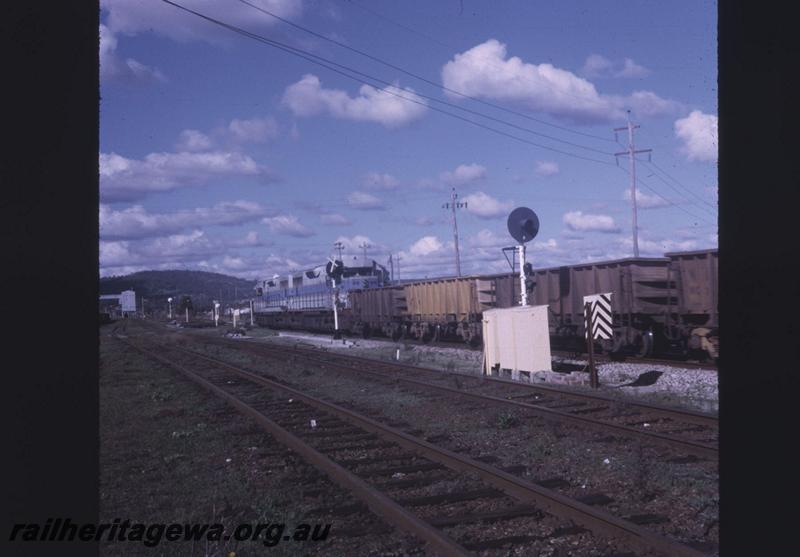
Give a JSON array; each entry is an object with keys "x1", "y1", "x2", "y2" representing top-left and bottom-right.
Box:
[
  {"x1": 190, "y1": 335, "x2": 717, "y2": 459},
  {"x1": 550, "y1": 351, "x2": 717, "y2": 371},
  {"x1": 254, "y1": 329, "x2": 717, "y2": 371},
  {"x1": 119, "y1": 335, "x2": 707, "y2": 557}
]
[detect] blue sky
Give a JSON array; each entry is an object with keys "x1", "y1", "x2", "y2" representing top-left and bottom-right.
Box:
[{"x1": 99, "y1": 0, "x2": 717, "y2": 280}]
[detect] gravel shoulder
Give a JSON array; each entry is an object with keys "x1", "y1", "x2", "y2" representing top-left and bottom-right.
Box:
[
  {"x1": 171, "y1": 326, "x2": 719, "y2": 554},
  {"x1": 222, "y1": 329, "x2": 718, "y2": 415}
]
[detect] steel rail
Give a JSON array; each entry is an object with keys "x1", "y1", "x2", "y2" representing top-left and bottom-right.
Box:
[
  {"x1": 139, "y1": 338, "x2": 706, "y2": 557},
  {"x1": 192, "y1": 339, "x2": 717, "y2": 459},
  {"x1": 120, "y1": 338, "x2": 469, "y2": 556},
  {"x1": 550, "y1": 350, "x2": 717, "y2": 371},
  {"x1": 248, "y1": 338, "x2": 718, "y2": 427}
]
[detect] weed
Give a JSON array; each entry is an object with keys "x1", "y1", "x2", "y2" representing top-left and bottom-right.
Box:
[{"x1": 495, "y1": 412, "x2": 520, "y2": 429}]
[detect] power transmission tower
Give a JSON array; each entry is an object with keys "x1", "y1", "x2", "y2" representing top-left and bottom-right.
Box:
[
  {"x1": 333, "y1": 241, "x2": 344, "y2": 260},
  {"x1": 388, "y1": 254, "x2": 394, "y2": 283},
  {"x1": 442, "y1": 187, "x2": 467, "y2": 276},
  {"x1": 359, "y1": 242, "x2": 370, "y2": 264},
  {"x1": 614, "y1": 110, "x2": 652, "y2": 258}
]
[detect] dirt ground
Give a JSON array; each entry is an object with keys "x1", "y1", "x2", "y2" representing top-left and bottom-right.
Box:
[
  {"x1": 100, "y1": 320, "x2": 717, "y2": 555},
  {"x1": 170, "y1": 327, "x2": 718, "y2": 554},
  {"x1": 99, "y1": 322, "x2": 424, "y2": 556},
  {"x1": 244, "y1": 330, "x2": 718, "y2": 415}
]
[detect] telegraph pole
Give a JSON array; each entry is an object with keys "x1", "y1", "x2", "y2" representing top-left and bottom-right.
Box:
[
  {"x1": 333, "y1": 241, "x2": 344, "y2": 261},
  {"x1": 359, "y1": 242, "x2": 370, "y2": 264},
  {"x1": 395, "y1": 254, "x2": 401, "y2": 282},
  {"x1": 442, "y1": 187, "x2": 467, "y2": 276},
  {"x1": 388, "y1": 254, "x2": 394, "y2": 283},
  {"x1": 614, "y1": 110, "x2": 652, "y2": 258}
]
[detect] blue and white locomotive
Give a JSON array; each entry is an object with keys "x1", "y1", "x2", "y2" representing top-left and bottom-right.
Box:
[{"x1": 253, "y1": 256, "x2": 389, "y2": 331}]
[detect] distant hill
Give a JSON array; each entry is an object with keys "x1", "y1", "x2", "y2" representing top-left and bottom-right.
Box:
[{"x1": 100, "y1": 270, "x2": 256, "y2": 311}]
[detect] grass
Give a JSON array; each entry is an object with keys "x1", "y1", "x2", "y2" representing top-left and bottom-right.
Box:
[
  {"x1": 99, "y1": 336, "x2": 338, "y2": 556},
  {"x1": 493, "y1": 412, "x2": 521, "y2": 430}
]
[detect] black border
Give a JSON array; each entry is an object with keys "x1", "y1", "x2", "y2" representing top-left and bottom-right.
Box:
[
  {"x1": 2, "y1": 2, "x2": 99, "y2": 556},
  {"x1": 2, "y1": 1, "x2": 798, "y2": 555},
  {"x1": 719, "y1": 1, "x2": 796, "y2": 554}
]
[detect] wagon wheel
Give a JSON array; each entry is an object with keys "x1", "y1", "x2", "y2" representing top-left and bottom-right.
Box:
[
  {"x1": 390, "y1": 324, "x2": 402, "y2": 341},
  {"x1": 608, "y1": 335, "x2": 628, "y2": 361},
  {"x1": 420, "y1": 328, "x2": 433, "y2": 343},
  {"x1": 637, "y1": 332, "x2": 654, "y2": 358}
]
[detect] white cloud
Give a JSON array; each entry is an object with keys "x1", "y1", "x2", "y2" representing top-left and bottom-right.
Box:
[
  {"x1": 175, "y1": 117, "x2": 279, "y2": 152},
  {"x1": 418, "y1": 165, "x2": 486, "y2": 191},
  {"x1": 101, "y1": 230, "x2": 218, "y2": 269},
  {"x1": 391, "y1": 227, "x2": 564, "y2": 278},
  {"x1": 100, "y1": 150, "x2": 273, "y2": 201},
  {"x1": 235, "y1": 231, "x2": 266, "y2": 247},
  {"x1": 468, "y1": 229, "x2": 507, "y2": 248},
  {"x1": 398, "y1": 230, "x2": 516, "y2": 278},
  {"x1": 395, "y1": 240, "x2": 459, "y2": 277},
  {"x1": 674, "y1": 110, "x2": 718, "y2": 162},
  {"x1": 581, "y1": 54, "x2": 614, "y2": 78},
  {"x1": 101, "y1": 0, "x2": 303, "y2": 43},
  {"x1": 622, "y1": 188, "x2": 671, "y2": 209},
  {"x1": 100, "y1": 200, "x2": 270, "y2": 240},
  {"x1": 462, "y1": 191, "x2": 513, "y2": 220},
  {"x1": 535, "y1": 161, "x2": 559, "y2": 177},
  {"x1": 222, "y1": 256, "x2": 248, "y2": 271},
  {"x1": 409, "y1": 236, "x2": 444, "y2": 256},
  {"x1": 618, "y1": 236, "x2": 698, "y2": 255},
  {"x1": 363, "y1": 172, "x2": 400, "y2": 190},
  {"x1": 175, "y1": 129, "x2": 213, "y2": 152},
  {"x1": 440, "y1": 163, "x2": 487, "y2": 187},
  {"x1": 320, "y1": 213, "x2": 352, "y2": 226},
  {"x1": 347, "y1": 191, "x2": 385, "y2": 210},
  {"x1": 99, "y1": 23, "x2": 165, "y2": 82},
  {"x1": 99, "y1": 230, "x2": 280, "y2": 279},
  {"x1": 263, "y1": 254, "x2": 306, "y2": 273},
  {"x1": 296, "y1": 201, "x2": 353, "y2": 225},
  {"x1": 627, "y1": 91, "x2": 679, "y2": 118},
  {"x1": 441, "y1": 40, "x2": 676, "y2": 124},
  {"x1": 262, "y1": 215, "x2": 315, "y2": 237},
  {"x1": 282, "y1": 74, "x2": 428, "y2": 128},
  {"x1": 227, "y1": 117, "x2": 279, "y2": 144},
  {"x1": 582, "y1": 54, "x2": 650, "y2": 78},
  {"x1": 533, "y1": 238, "x2": 560, "y2": 252},
  {"x1": 618, "y1": 58, "x2": 651, "y2": 78},
  {"x1": 563, "y1": 210, "x2": 620, "y2": 233}
]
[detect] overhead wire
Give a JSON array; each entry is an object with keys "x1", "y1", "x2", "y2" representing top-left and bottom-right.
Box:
[
  {"x1": 646, "y1": 159, "x2": 718, "y2": 210},
  {"x1": 336, "y1": 0, "x2": 631, "y2": 138},
  {"x1": 237, "y1": 0, "x2": 619, "y2": 146},
  {"x1": 160, "y1": 1, "x2": 714, "y2": 231},
  {"x1": 616, "y1": 165, "x2": 716, "y2": 226},
  {"x1": 340, "y1": 0, "x2": 454, "y2": 49},
  {"x1": 642, "y1": 168, "x2": 717, "y2": 217},
  {"x1": 161, "y1": 0, "x2": 618, "y2": 166}
]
